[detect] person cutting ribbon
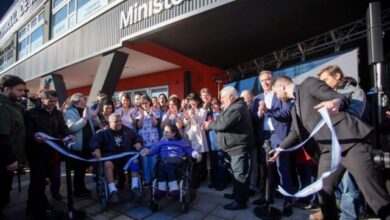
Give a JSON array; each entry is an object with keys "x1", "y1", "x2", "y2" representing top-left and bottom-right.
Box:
[{"x1": 268, "y1": 75, "x2": 390, "y2": 220}]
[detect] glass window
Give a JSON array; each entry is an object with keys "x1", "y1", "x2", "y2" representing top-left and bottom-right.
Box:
[
  {"x1": 69, "y1": 0, "x2": 75, "y2": 14},
  {"x1": 19, "y1": 28, "x2": 26, "y2": 40},
  {"x1": 30, "y1": 26, "x2": 44, "y2": 52},
  {"x1": 38, "y1": 12, "x2": 44, "y2": 21},
  {"x1": 68, "y1": 14, "x2": 76, "y2": 28},
  {"x1": 53, "y1": 0, "x2": 65, "y2": 9},
  {"x1": 18, "y1": 39, "x2": 28, "y2": 59},
  {"x1": 77, "y1": 0, "x2": 89, "y2": 9},
  {"x1": 31, "y1": 18, "x2": 37, "y2": 28},
  {"x1": 52, "y1": 6, "x2": 67, "y2": 38}
]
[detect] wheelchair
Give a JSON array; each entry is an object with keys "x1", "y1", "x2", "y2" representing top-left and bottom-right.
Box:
[
  {"x1": 95, "y1": 153, "x2": 140, "y2": 210},
  {"x1": 149, "y1": 156, "x2": 197, "y2": 213}
]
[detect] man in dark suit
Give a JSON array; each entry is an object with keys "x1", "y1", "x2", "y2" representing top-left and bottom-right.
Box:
[
  {"x1": 269, "y1": 75, "x2": 390, "y2": 220},
  {"x1": 203, "y1": 86, "x2": 254, "y2": 210},
  {"x1": 251, "y1": 71, "x2": 294, "y2": 216}
]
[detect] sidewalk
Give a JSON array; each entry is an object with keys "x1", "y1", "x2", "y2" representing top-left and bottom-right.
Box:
[{"x1": 4, "y1": 166, "x2": 380, "y2": 220}]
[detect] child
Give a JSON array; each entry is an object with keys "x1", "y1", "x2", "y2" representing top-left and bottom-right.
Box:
[
  {"x1": 208, "y1": 98, "x2": 227, "y2": 190},
  {"x1": 141, "y1": 124, "x2": 201, "y2": 199}
]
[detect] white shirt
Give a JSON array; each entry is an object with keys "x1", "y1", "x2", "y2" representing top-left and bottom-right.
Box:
[{"x1": 263, "y1": 92, "x2": 274, "y2": 131}]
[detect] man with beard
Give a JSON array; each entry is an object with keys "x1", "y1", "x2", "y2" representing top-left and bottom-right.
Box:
[
  {"x1": 0, "y1": 75, "x2": 26, "y2": 219},
  {"x1": 25, "y1": 90, "x2": 73, "y2": 219}
]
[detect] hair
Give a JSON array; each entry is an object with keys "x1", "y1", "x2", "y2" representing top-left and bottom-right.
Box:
[
  {"x1": 41, "y1": 90, "x2": 58, "y2": 99},
  {"x1": 186, "y1": 92, "x2": 202, "y2": 108},
  {"x1": 102, "y1": 98, "x2": 115, "y2": 109},
  {"x1": 317, "y1": 65, "x2": 344, "y2": 79},
  {"x1": 0, "y1": 75, "x2": 26, "y2": 92},
  {"x1": 69, "y1": 93, "x2": 85, "y2": 107},
  {"x1": 344, "y1": 76, "x2": 358, "y2": 87},
  {"x1": 109, "y1": 112, "x2": 122, "y2": 122},
  {"x1": 141, "y1": 95, "x2": 152, "y2": 106},
  {"x1": 220, "y1": 86, "x2": 239, "y2": 99},
  {"x1": 165, "y1": 124, "x2": 182, "y2": 140},
  {"x1": 169, "y1": 96, "x2": 181, "y2": 110},
  {"x1": 97, "y1": 90, "x2": 107, "y2": 97},
  {"x1": 271, "y1": 75, "x2": 293, "y2": 87},
  {"x1": 211, "y1": 97, "x2": 221, "y2": 106},
  {"x1": 134, "y1": 91, "x2": 143, "y2": 97},
  {"x1": 119, "y1": 93, "x2": 132, "y2": 107},
  {"x1": 258, "y1": 70, "x2": 272, "y2": 78},
  {"x1": 240, "y1": 89, "x2": 253, "y2": 98},
  {"x1": 200, "y1": 87, "x2": 211, "y2": 95},
  {"x1": 159, "y1": 93, "x2": 168, "y2": 101}
]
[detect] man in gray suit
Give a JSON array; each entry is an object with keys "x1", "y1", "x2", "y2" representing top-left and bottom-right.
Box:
[{"x1": 269, "y1": 75, "x2": 390, "y2": 220}]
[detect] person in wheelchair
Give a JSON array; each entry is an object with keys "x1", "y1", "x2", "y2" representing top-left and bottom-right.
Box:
[
  {"x1": 90, "y1": 113, "x2": 143, "y2": 203},
  {"x1": 141, "y1": 124, "x2": 202, "y2": 200}
]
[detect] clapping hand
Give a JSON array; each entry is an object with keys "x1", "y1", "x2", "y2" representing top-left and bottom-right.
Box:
[
  {"x1": 140, "y1": 148, "x2": 150, "y2": 156},
  {"x1": 191, "y1": 151, "x2": 202, "y2": 162}
]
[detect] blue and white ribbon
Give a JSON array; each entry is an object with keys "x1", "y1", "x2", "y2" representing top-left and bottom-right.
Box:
[
  {"x1": 275, "y1": 107, "x2": 341, "y2": 198},
  {"x1": 35, "y1": 132, "x2": 139, "y2": 170}
]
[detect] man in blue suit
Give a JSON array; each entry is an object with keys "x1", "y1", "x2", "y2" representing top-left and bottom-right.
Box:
[{"x1": 251, "y1": 70, "x2": 294, "y2": 217}]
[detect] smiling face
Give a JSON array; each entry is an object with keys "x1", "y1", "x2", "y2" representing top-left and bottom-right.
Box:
[
  {"x1": 260, "y1": 73, "x2": 272, "y2": 92},
  {"x1": 163, "y1": 126, "x2": 176, "y2": 139},
  {"x1": 3, "y1": 84, "x2": 26, "y2": 101}
]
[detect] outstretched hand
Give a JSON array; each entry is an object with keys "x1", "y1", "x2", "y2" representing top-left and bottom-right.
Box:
[{"x1": 313, "y1": 98, "x2": 342, "y2": 116}]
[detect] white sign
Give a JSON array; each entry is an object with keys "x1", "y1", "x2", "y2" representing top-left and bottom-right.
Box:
[
  {"x1": 77, "y1": 0, "x2": 109, "y2": 23},
  {"x1": 120, "y1": 0, "x2": 185, "y2": 29}
]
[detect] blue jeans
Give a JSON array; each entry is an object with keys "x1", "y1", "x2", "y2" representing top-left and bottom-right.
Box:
[
  {"x1": 338, "y1": 171, "x2": 361, "y2": 220},
  {"x1": 141, "y1": 154, "x2": 157, "y2": 184}
]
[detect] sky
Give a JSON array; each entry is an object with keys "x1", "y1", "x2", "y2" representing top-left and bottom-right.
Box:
[{"x1": 0, "y1": 0, "x2": 15, "y2": 21}]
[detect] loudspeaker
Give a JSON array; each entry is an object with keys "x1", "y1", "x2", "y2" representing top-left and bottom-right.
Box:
[
  {"x1": 184, "y1": 71, "x2": 191, "y2": 96},
  {"x1": 367, "y1": 1, "x2": 384, "y2": 64}
]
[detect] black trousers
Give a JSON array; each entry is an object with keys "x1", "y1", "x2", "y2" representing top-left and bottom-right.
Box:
[
  {"x1": 317, "y1": 142, "x2": 390, "y2": 220},
  {"x1": 0, "y1": 166, "x2": 13, "y2": 213},
  {"x1": 224, "y1": 151, "x2": 251, "y2": 204},
  {"x1": 27, "y1": 151, "x2": 51, "y2": 214}
]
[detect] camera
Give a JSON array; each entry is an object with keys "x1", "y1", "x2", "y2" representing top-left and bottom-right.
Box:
[{"x1": 372, "y1": 149, "x2": 390, "y2": 169}]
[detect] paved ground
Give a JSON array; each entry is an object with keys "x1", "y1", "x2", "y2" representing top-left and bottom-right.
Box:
[{"x1": 2, "y1": 164, "x2": 380, "y2": 220}]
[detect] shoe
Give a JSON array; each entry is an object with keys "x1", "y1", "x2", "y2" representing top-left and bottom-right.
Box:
[
  {"x1": 223, "y1": 201, "x2": 247, "y2": 210},
  {"x1": 309, "y1": 210, "x2": 323, "y2": 220},
  {"x1": 109, "y1": 191, "x2": 119, "y2": 204},
  {"x1": 132, "y1": 187, "x2": 143, "y2": 199},
  {"x1": 282, "y1": 201, "x2": 293, "y2": 217},
  {"x1": 52, "y1": 193, "x2": 64, "y2": 201},
  {"x1": 224, "y1": 193, "x2": 235, "y2": 200},
  {"x1": 74, "y1": 189, "x2": 91, "y2": 198},
  {"x1": 168, "y1": 190, "x2": 180, "y2": 200},
  {"x1": 249, "y1": 189, "x2": 256, "y2": 197},
  {"x1": 153, "y1": 189, "x2": 166, "y2": 200}
]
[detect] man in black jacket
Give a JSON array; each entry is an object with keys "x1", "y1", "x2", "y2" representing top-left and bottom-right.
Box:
[
  {"x1": 0, "y1": 75, "x2": 26, "y2": 219},
  {"x1": 25, "y1": 90, "x2": 73, "y2": 219},
  {"x1": 269, "y1": 76, "x2": 390, "y2": 220},
  {"x1": 203, "y1": 86, "x2": 255, "y2": 210}
]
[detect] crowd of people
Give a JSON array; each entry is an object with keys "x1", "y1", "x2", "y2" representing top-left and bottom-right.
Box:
[{"x1": 1, "y1": 64, "x2": 390, "y2": 220}]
